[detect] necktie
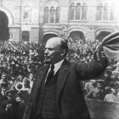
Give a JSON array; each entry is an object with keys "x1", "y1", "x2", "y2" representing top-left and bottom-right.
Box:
[{"x1": 46, "y1": 65, "x2": 54, "y2": 85}]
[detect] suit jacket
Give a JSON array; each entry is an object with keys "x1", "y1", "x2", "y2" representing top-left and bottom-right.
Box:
[{"x1": 23, "y1": 56, "x2": 108, "y2": 119}]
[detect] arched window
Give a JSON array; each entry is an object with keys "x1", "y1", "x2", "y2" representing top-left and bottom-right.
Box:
[
  {"x1": 50, "y1": 7, "x2": 55, "y2": 23},
  {"x1": 23, "y1": 5, "x2": 31, "y2": 22},
  {"x1": 44, "y1": 7, "x2": 49, "y2": 23},
  {"x1": 76, "y1": 3, "x2": 81, "y2": 20},
  {"x1": 110, "y1": 3, "x2": 115, "y2": 20},
  {"x1": 69, "y1": 3, "x2": 75, "y2": 20},
  {"x1": 22, "y1": 31, "x2": 29, "y2": 42},
  {"x1": 103, "y1": 3, "x2": 109, "y2": 20},
  {"x1": 82, "y1": 3, "x2": 87, "y2": 20},
  {"x1": 55, "y1": 7, "x2": 60, "y2": 23},
  {"x1": 96, "y1": 3, "x2": 103, "y2": 20}
]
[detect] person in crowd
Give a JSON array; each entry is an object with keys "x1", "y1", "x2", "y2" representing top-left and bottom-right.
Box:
[
  {"x1": 0, "y1": 82, "x2": 9, "y2": 96},
  {"x1": 84, "y1": 79, "x2": 96, "y2": 95},
  {"x1": 0, "y1": 89, "x2": 20, "y2": 119},
  {"x1": 8, "y1": 73, "x2": 17, "y2": 89},
  {"x1": 0, "y1": 83, "x2": 8, "y2": 106},
  {"x1": 85, "y1": 80, "x2": 106, "y2": 100},
  {"x1": 22, "y1": 77, "x2": 32, "y2": 94},
  {"x1": 0, "y1": 35, "x2": 119, "y2": 119},
  {"x1": 23, "y1": 37, "x2": 108, "y2": 119},
  {"x1": 110, "y1": 72, "x2": 118, "y2": 81},
  {"x1": 16, "y1": 90, "x2": 30, "y2": 119},
  {"x1": 27, "y1": 73, "x2": 35, "y2": 90},
  {"x1": 101, "y1": 70, "x2": 112, "y2": 95},
  {"x1": 104, "y1": 81, "x2": 119, "y2": 103}
]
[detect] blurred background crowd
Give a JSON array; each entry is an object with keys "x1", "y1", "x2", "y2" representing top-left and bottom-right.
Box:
[{"x1": 0, "y1": 39, "x2": 119, "y2": 119}]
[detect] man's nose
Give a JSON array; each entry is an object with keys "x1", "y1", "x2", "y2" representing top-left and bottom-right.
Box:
[{"x1": 44, "y1": 49, "x2": 49, "y2": 54}]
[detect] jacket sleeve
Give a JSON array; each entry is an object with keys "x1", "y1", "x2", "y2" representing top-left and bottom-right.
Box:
[{"x1": 75, "y1": 52, "x2": 108, "y2": 80}]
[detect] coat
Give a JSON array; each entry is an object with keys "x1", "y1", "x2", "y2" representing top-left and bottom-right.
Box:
[
  {"x1": 0, "y1": 100, "x2": 21, "y2": 119},
  {"x1": 23, "y1": 56, "x2": 108, "y2": 119}
]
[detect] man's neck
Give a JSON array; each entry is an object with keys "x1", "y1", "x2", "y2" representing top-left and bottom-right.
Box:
[{"x1": 53, "y1": 59, "x2": 64, "y2": 74}]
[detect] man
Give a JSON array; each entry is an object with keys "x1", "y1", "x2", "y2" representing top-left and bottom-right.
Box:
[
  {"x1": 0, "y1": 89, "x2": 20, "y2": 119},
  {"x1": 104, "y1": 81, "x2": 119, "y2": 103},
  {"x1": 85, "y1": 80, "x2": 105, "y2": 100},
  {"x1": 23, "y1": 37, "x2": 108, "y2": 119}
]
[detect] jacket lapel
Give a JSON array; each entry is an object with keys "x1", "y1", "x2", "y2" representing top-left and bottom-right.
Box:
[
  {"x1": 36, "y1": 65, "x2": 49, "y2": 86},
  {"x1": 56, "y1": 59, "x2": 70, "y2": 100},
  {"x1": 33, "y1": 65, "x2": 49, "y2": 111}
]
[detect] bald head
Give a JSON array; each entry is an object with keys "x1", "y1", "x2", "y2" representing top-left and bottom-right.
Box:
[
  {"x1": 46, "y1": 37, "x2": 68, "y2": 56},
  {"x1": 44, "y1": 37, "x2": 68, "y2": 64},
  {"x1": 46, "y1": 37, "x2": 62, "y2": 47}
]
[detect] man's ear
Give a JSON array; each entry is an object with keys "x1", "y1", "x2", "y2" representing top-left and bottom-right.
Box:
[{"x1": 61, "y1": 49, "x2": 66, "y2": 56}]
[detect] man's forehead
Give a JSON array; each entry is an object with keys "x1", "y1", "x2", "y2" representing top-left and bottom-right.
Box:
[{"x1": 45, "y1": 37, "x2": 61, "y2": 47}]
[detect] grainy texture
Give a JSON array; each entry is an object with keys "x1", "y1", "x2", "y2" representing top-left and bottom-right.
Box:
[{"x1": 86, "y1": 99, "x2": 119, "y2": 119}]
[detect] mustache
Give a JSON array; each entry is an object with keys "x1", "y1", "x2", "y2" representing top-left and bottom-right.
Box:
[
  {"x1": 44, "y1": 58, "x2": 51, "y2": 64},
  {"x1": 44, "y1": 56, "x2": 51, "y2": 61},
  {"x1": 44, "y1": 55, "x2": 51, "y2": 58}
]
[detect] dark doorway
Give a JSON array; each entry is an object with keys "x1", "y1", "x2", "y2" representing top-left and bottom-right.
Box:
[
  {"x1": 96, "y1": 31, "x2": 111, "y2": 41},
  {"x1": 0, "y1": 11, "x2": 9, "y2": 43},
  {"x1": 22, "y1": 31, "x2": 30, "y2": 42},
  {"x1": 68, "y1": 31, "x2": 85, "y2": 43}
]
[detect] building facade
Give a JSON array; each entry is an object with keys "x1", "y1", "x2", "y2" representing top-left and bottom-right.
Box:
[{"x1": 0, "y1": 0, "x2": 119, "y2": 44}]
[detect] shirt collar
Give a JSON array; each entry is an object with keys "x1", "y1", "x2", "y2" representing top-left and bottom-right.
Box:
[{"x1": 53, "y1": 59, "x2": 64, "y2": 74}]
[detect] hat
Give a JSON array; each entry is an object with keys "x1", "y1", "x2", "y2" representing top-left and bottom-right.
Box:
[
  {"x1": 112, "y1": 70, "x2": 119, "y2": 75},
  {"x1": 1, "y1": 82, "x2": 8, "y2": 88},
  {"x1": 110, "y1": 81, "x2": 119, "y2": 89},
  {"x1": 5, "y1": 89, "x2": 17, "y2": 96},
  {"x1": 17, "y1": 90, "x2": 29, "y2": 101},
  {"x1": 90, "y1": 79, "x2": 95, "y2": 83},
  {"x1": 10, "y1": 73, "x2": 17, "y2": 77},
  {"x1": 97, "y1": 79, "x2": 104, "y2": 83},
  {"x1": 98, "y1": 31, "x2": 119, "y2": 59}
]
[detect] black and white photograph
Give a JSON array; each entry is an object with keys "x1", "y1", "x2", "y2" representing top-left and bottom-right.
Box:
[{"x1": 0, "y1": 0, "x2": 119, "y2": 119}]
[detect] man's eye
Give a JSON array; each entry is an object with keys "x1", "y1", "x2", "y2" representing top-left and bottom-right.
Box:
[
  {"x1": 44, "y1": 48, "x2": 54, "y2": 51},
  {"x1": 48, "y1": 48, "x2": 54, "y2": 51}
]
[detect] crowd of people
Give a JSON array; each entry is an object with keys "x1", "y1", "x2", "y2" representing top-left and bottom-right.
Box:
[
  {"x1": 66, "y1": 37, "x2": 119, "y2": 102},
  {"x1": 0, "y1": 38, "x2": 118, "y2": 119},
  {"x1": 0, "y1": 41, "x2": 44, "y2": 119}
]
